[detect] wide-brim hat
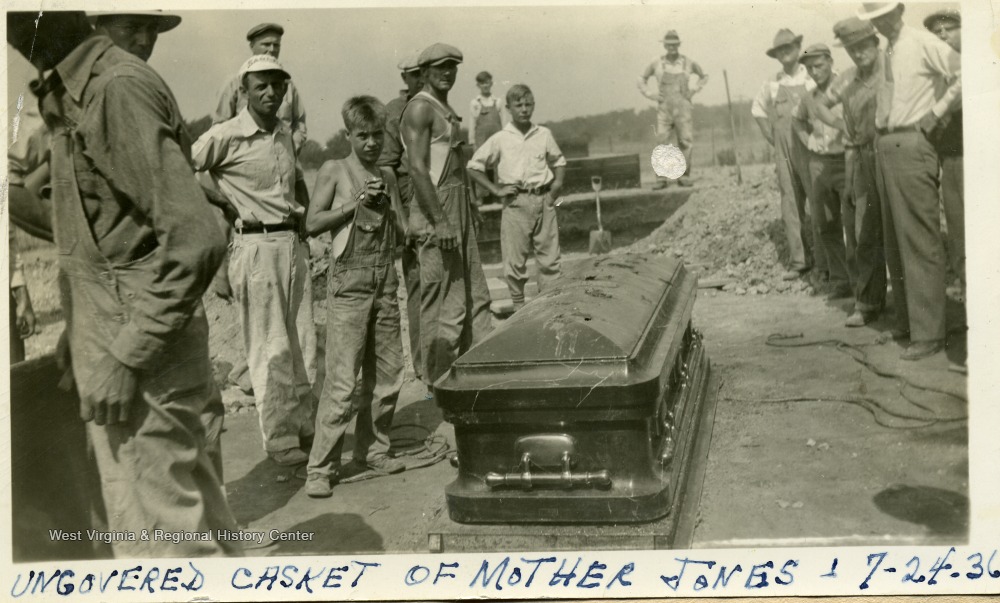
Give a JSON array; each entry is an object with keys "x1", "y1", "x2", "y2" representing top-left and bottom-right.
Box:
[
  {"x1": 766, "y1": 28, "x2": 804, "y2": 58},
  {"x1": 923, "y1": 8, "x2": 961, "y2": 29},
  {"x1": 87, "y1": 11, "x2": 182, "y2": 33},
  {"x1": 833, "y1": 16, "x2": 878, "y2": 47},
  {"x1": 857, "y1": 2, "x2": 901, "y2": 21},
  {"x1": 239, "y1": 54, "x2": 290, "y2": 80}
]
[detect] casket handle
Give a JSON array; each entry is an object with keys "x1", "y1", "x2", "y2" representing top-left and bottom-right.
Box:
[{"x1": 485, "y1": 451, "x2": 612, "y2": 490}]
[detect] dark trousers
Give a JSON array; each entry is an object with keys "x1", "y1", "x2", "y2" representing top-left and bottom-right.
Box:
[
  {"x1": 875, "y1": 131, "x2": 947, "y2": 342},
  {"x1": 808, "y1": 152, "x2": 849, "y2": 287},
  {"x1": 845, "y1": 145, "x2": 887, "y2": 312}
]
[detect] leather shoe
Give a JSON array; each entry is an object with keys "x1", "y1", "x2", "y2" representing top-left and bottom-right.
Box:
[
  {"x1": 845, "y1": 309, "x2": 877, "y2": 327},
  {"x1": 305, "y1": 475, "x2": 332, "y2": 498},
  {"x1": 782, "y1": 268, "x2": 807, "y2": 281},
  {"x1": 651, "y1": 180, "x2": 669, "y2": 190},
  {"x1": 900, "y1": 340, "x2": 944, "y2": 361},
  {"x1": 676, "y1": 176, "x2": 694, "y2": 187},
  {"x1": 268, "y1": 447, "x2": 308, "y2": 466}
]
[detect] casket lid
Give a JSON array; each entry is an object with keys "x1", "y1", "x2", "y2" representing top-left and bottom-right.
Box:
[{"x1": 457, "y1": 255, "x2": 683, "y2": 367}]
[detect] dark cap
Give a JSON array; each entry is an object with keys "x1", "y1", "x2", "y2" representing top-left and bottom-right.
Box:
[
  {"x1": 798, "y1": 43, "x2": 832, "y2": 63},
  {"x1": 766, "y1": 28, "x2": 804, "y2": 58},
  {"x1": 247, "y1": 22, "x2": 284, "y2": 41},
  {"x1": 418, "y1": 42, "x2": 463, "y2": 67},
  {"x1": 662, "y1": 30, "x2": 680, "y2": 43},
  {"x1": 833, "y1": 17, "x2": 877, "y2": 47},
  {"x1": 924, "y1": 9, "x2": 961, "y2": 30}
]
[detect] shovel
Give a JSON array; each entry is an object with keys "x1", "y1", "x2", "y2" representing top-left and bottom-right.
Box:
[{"x1": 588, "y1": 175, "x2": 612, "y2": 254}]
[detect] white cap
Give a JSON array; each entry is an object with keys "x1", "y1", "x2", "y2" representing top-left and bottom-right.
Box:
[{"x1": 238, "y1": 54, "x2": 290, "y2": 79}]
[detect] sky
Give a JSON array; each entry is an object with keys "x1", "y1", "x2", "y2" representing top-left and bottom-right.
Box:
[{"x1": 6, "y1": 1, "x2": 960, "y2": 144}]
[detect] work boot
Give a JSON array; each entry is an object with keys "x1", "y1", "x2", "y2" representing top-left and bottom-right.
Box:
[
  {"x1": 367, "y1": 455, "x2": 406, "y2": 475},
  {"x1": 900, "y1": 339, "x2": 944, "y2": 361},
  {"x1": 305, "y1": 475, "x2": 332, "y2": 498},
  {"x1": 268, "y1": 447, "x2": 308, "y2": 467},
  {"x1": 651, "y1": 179, "x2": 669, "y2": 190},
  {"x1": 781, "y1": 268, "x2": 808, "y2": 281},
  {"x1": 675, "y1": 176, "x2": 694, "y2": 187}
]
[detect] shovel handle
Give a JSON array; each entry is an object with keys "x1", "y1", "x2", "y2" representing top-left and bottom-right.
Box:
[{"x1": 595, "y1": 190, "x2": 604, "y2": 232}]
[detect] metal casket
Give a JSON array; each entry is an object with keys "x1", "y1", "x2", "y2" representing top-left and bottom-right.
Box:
[{"x1": 435, "y1": 254, "x2": 710, "y2": 523}]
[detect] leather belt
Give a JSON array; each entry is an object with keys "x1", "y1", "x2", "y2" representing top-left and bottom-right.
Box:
[
  {"x1": 876, "y1": 125, "x2": 920, "y2": 136},
  {"x1": 511, "y1": 183, "x2": 551, "y2": 196},
  {"x1": 237, "y1": 220, "x2": 299, "y2": 234}
]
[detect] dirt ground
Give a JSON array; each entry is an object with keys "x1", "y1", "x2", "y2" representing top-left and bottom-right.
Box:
[{"x1": 12, "y1": 163, "x2": 968, "y2": 554}]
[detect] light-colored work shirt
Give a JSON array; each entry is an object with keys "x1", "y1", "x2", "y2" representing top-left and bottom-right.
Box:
[
  {"x1": 794, "y1": 77, "x2": 846, "y2": 155},
  {"x1": 192, "y1": 108, "x2": 304, "y2": 225},
  {"x1": 877, "y1": 24, "x2": 961, "y2": 129},
  {"x1": 467, "y1": 122, "x2": 567, "y2": 188},
  {"x1": 750, "y1": 63, "x2": 816, "y2": 119},
  {"x1": 213, "y1": 73, "x2": 307, "y2": 152}
]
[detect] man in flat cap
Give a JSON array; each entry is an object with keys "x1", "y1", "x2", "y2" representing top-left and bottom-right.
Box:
[
  {"x1": 378, "y1": 51, "x2": 425, "y2": 383},
  {"x1": 924, "y1": 8, "x2": 965, "y2": 330},
  {"x1": 7, "y1": 11, "x2": 240, "y2": 557},
  {"x1": 638, "y1": 30, "x2": 709, "y2": 188},
  {"x1": 858, "y1": 2, "x2": 961, "y2": 360},
  {"x1": 213, "y1": 21, "x2": 317, "y2": 402},
  {"x1": 793, "y1": 43, "x2": 851, "y2": 301},
  {"x1": 818, "y1": 17, "x2": 889, "y2": 328},
  {"x1": 193, "y1": 55, "x2": 316, "y2": 467},
  {"x1": 752, "y1": 29, "x2": 821, "y2": 283},
  {"x1": 401, "y1": 43, "x2": 493, "y2": 388},
  {"x1": 214, "y1": 23, "x2": 307, "y2": 152}
]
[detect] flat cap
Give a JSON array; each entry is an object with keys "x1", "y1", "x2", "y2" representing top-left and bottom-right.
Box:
[
  {"x1": 397, "y1": 50, "x2": 421, "y2": 72},
  {"x1": 247, "y1": 22, "x2": 284, "y2": 41},
  {"x1": 418, "y1": 42, "x2": 463, "y2": 67},
  {"x1": 662, "y1": 30, "x2": 680, "y2": 43},
  {"x1": 924, "y1": 9, "x2": 961, "y2": 29},
  {"x1": 798, "y1": 43, "x2": 832, "y2": 63},
  {"x1": 239, "y1": 54, "x2": 290, "y2": 79},
  {"x1": 833, "y1": 17, "x2": 877, "y2": 47},
  {"x1": 88, "y1": 11, "x2": 182, "y2": 33}
]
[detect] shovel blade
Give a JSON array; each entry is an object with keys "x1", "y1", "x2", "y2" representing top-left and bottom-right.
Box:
[{"x1": 589, "y1": 230, "x2": 613, "y2": 255}]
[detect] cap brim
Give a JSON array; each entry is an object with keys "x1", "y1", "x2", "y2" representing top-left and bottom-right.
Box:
[
  {"x1": 241, "y1": 68, "x2": 291, "y2": 80},
  {"x1": 834, "y1": 31, "x2": 878, "y2": 47},
  {"x1": 426, "y1": 57, "x2": 462, "y2": 66},
  {"x1": 155, "y1": 15, "x2": 182, "y2": 33},
  {"x1": 88, "y1": 12, "x2": 182, "y2": 33}
]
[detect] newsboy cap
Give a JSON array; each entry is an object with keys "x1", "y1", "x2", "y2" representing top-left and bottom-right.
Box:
[
  {"x1": 833, "y1": 17, "x2": 878, "y2": 47},
  {"x1": 88, "y1": 11, "x2": 182, "y2": 33},
  {"x1": 418, "y1": 42, "x2": 463, "y2": 67},
  {"x1": 924, "y1": 8, "x2": 960, "y2": 30},
  {"x1": 662, "y1": 30, "x2": 680, "y2": 43},
  {"x1": 397, "y1": 50, "x2": 422, "y2": 73},
  {"x1": 247, "y1": 22, "x2": 284, "y2": 41},
  {"x1": 798, "y1": 43, "x2": 832, "y2": 63},
  {"x1": 766, "y1": 29, "x2": 804, "y2": 58}
]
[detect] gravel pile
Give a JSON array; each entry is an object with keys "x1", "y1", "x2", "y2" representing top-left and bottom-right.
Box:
[{"x1": 623, "y1": 164, "x2": 818, "y2": 296}]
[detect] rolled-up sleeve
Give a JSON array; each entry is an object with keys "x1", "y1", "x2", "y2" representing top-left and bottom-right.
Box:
[
  {"x1": 85, "y1": 74, "x2": 227, "y2": 369},
  {"x1": 288, "y1": 80, "x2": 307, "y2": 150},
  {"x1": 925, "y1": 41, "x2": 961, "y2": 118},
  {"x1": 467, "y1": 135, "x2": 499, "y2": 172},
  {"x1": 545, "y1": 132, "x2": 567, "y2": 168}
]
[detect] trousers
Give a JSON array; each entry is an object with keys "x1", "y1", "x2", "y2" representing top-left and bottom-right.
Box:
[
  {"x1": 941, "y1": 155, "x2": 965, "y2": 288},
  {"x1": 501, "y1": 192, "x2": 561, "y2": 303},
  {"x1": 656, "y1": 99, "x2": 694, "y2": 178},
  {"x1": 808, "y1": 153, "x2": 849, "y2": 286},
  {"x1": 772, "y1": 121, "x2": 813, "y2": 271},
  {"x1": 844, "y1": 144, "x2": 887, "y2": 312},
  {"x1": 875, "y1": 131, "x2": 947, "y2": 342},
  {"x1": 230, "y1": 230, "x2": 315, "y2": 452},
  {"x1": 308, "y1": 263, "x2": 403, "y2": 478}
]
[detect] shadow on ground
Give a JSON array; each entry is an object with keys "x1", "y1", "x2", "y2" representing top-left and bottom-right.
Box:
[
  {"x1": 227, "y1": 460, "x2": 304, "y2": 527},
  {"x1": 272, "y1": 512, "x2": 384, "y2": 555},
  {"x1": 873, "y1": 484, "x2": 968, "y2": 537}
]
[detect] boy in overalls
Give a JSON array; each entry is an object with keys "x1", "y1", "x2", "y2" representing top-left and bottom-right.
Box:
[{"x1": 304, "y1": 96, "x2": 406, "y2": 498}]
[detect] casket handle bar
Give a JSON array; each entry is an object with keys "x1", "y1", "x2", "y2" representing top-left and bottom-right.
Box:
[{"x1": 484, "y1": 434, "x2": 611, "y2": 490}]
